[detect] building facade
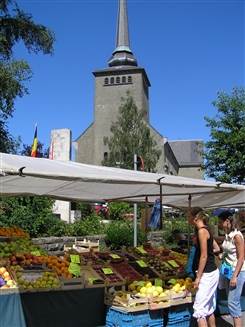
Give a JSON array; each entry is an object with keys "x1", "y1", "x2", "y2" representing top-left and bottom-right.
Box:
[{"x1": 74, "y1": 0, "x2": 203, "y2": 178}]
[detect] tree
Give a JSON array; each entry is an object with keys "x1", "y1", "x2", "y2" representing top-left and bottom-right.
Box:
[
  {"x1": 0, "y1": 0, "x2": 55, "y2": 152},
  {"x1": 103, "y1": 93, "x2": 161, "y2": 171},
  {"x1": 204, "y1": 87, "x2": 245, "y2": 184},
  {"x1": 0, "y1": 119, "x2": 20, "y2": 153},
  {"x1": 21, "y1": 142, "x2": 49, "y2": 158}
]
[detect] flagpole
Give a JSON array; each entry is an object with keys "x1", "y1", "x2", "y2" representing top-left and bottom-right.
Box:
[{"x1": 133, "y1": 153, "x2": 137, "y2": 247}]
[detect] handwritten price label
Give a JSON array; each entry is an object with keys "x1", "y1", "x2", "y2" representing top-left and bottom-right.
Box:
[
  {"x1": 68, "y1": 263, "x2": 81, "y2": 277},
  {"x1": 136, "y1": 247, "x2": 147, "y2": 254},
  {"x1": 70, "y1": 255, "x2": 80, "y2": 264},
  {"x1": 110, "y1": 254, "x2": 121, "y2": 259},
  {"x1": 31, "y1": 251, "x2": 41, "y2": 256},
  {"x1": 155, "y1": 279, "x2": 163, "y2": 287},
  {"x1": 102, "y1": 268, "x2": 114, "y2": 275},
  {"x1": 136, "y1": 260, "x2": 148, "y2": 268},
  {"x1": 167, "y1": 260, "x2": 179, "y2": 268}
]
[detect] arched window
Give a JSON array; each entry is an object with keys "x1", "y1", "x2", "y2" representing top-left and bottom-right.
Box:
[
  {"x1": 116, "y1": 76, "x2": 120, "y2": 84},
  {"x1": 122, "y1": 76, "x2": 126, "y2": 83},
  {"x1": 128, "y1": 76, "x2": 132, "y2": 83},
  {"x1": 104, "y1": 78, "x2": 109, "y2": 85},
  {"x1": 110, "y1": 77, "x2": 114, "y2": 84}
]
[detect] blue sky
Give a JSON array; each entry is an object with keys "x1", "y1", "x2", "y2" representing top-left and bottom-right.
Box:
[{"x1": 8, "y1": 0, "x2": 244, "y2": 153}]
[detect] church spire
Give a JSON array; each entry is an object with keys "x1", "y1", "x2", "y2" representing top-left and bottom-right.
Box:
[{"x1": 108, "y1": 0, "x2": 137, "y2": 67}]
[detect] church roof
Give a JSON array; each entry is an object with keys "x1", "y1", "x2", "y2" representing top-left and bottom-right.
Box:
[
  {"x1": 169, "y1": 140, "x2": 203, "y2": 167},
  {"x1": 108, "y1": 0, "x2": 138, "y2": 67}
]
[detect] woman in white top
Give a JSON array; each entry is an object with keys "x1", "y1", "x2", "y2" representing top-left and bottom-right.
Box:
[{"x1": 218, "y1": 211, "x2": 245, "y2": 327}]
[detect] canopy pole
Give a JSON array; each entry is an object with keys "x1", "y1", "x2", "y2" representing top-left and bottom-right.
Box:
[
  {"x1": 188, "y1": 194, "x2": 192, "y2": 255},
  {"x1": 157, "y1": 177, "x2": 165, "y2": 230},
  {"x1": 133, "y1": 154, "x2": 137, "y2": 247},
  {"x1": 159, "y1": 184, "x2": 163, "y2": 229}
]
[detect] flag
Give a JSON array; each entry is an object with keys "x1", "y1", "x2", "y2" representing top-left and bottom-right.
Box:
[{"x1": 31, "y1": 125, "x2": 38, "y2": 157}]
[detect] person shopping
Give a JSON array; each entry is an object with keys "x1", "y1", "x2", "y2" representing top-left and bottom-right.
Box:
[
  {"x1": 188, "y1": 207, "x2": 220, "y2": 327},
  {"x1": 218, "y1": 211, "x2": 245, "y2": 327}
]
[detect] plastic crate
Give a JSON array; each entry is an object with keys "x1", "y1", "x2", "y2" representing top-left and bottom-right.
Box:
[
  {"x1": 164, "y1": 305, "x2": 191, "y2": 327},
  {"x1": 165, "y1": 320, "x2": 190, "y2": 327},
  {"x1": 106, "y1": 308, "x2": 163, "y2": 327}
]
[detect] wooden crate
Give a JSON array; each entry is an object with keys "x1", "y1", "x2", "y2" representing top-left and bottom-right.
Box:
[
  {"x1": 11, "y1": 269, "x2": 61, "y2": 293},
  {"x1": 81, "y1": 265, "x2": 105, "y2": 288},
  {"x1": 149, "y1": 294, "x2": 170, "y2": 310},
  {"x1": 111, "y1": 303, "x2": 149, "y2": 313},
  {"x1": 60, "y1": 276, "x2": 84, "y2": 290},
  {"x1": 105, "y1": 288, "x2": 150, "y2": 313}
]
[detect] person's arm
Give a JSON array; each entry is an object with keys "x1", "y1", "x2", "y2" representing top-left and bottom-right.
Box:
[
  {"x1": 230, "y1": 234, "x2": 244, "y2": 287},
  {"x1": 194, "y1": 229, "x2": 208, "y2": 288},
  {"x1": 213, "y1": 239, "x2": 221, "y2": 255}
]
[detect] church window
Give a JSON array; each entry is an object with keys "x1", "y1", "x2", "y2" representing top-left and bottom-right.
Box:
[
  {"x1": 122, "y1": 76, "x2": 126, "y2": 83},
  {"x1": 104, "y1": 78, "x2": 109, "y2": 85},
  {"x1": 116, "y1": 76, "x2": 120, "y2": 84},
  {"x1": 128, "y1": 76, "x2": 132, "y2": 83},
  {"x1": 110, "y1": 77, "x2": 114, "y2": 84}
]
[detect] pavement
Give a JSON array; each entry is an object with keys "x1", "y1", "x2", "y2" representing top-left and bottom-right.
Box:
[{"x1": 190, "y1": 312, "x2": 245, "y2": 326}]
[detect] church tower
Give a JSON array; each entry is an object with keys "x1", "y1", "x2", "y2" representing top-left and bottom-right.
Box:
[{"x1": 75, "y1": 0, "x2": 165, "y2": 169}]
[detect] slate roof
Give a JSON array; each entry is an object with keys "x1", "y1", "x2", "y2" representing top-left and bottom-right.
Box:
[{"x1": 169, "y1": 140, "x2": 203, "y2": 167}]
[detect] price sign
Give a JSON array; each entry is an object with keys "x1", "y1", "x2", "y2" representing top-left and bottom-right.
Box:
[
  {"x1": 70, "y1": 254, "x2": 80, "y2": 264},
  {"x1": 136, "y1": 260, "x2": 148, "y2": 268},
  {"x1": 155, "y1": 278, "x2": 163, "y2": 287},
  {"x1": 168, "y1": 260, "x2": 179, "y2": 268},
  {"x1": 136, "y1": 247, "x2": 147, "y2": 254},
  {"x1": 110, "y1": 254, "x2": 121, "y2": 259},
  {"x1": 102, "y1": 268, "x2": 114, "y2": 275},
  {"x1": 68, "y1": 263, "x2": 81, "y2": 277},
  {"x1": 88, "y1": 277, "x2": 97, "y2": 284},
  {"x1": 136, "y1": 281, "x2": 145, "y2": 287},
  {"x1": 31, "y1": 251, "x2": 41, "y2": 256}
]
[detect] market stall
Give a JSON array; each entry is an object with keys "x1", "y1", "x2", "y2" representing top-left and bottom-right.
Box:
[{"x1": 1, "y1": 153, "x2": 245, "y2": 326}]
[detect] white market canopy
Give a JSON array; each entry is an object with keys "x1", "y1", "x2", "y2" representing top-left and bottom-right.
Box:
[{"x1": 0, "y1": 153, "x2": 244, "y2": 209}]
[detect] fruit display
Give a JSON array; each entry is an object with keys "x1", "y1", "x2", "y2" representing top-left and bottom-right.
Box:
[
  {"x1": 93, "y1": 265, "x2": 124, "y2": 284},
  {"x1": 0, "y1": 266, "x2": 17, "y2": 290},
  {"x1": 0, "y1": 227, "x2": 29, "y2": 238},
  {"x1": 9, "y1": 253, "x2": 45, "y2": 269},
  {"x1": 167, "y1": 277, "x2": 194, "y2": 297},
  {"x1": 130, "y1": 280, "x2": 170, "y2": 302},
  {"x1": 147, "y1": 257, "x2": 173, "y2": 276},
  {"x1": 13, "y1": 268, "x2": 61, "y2": 291},
  {"x1": 44, "y1": 256, "x2": 73, "y2": 279},
  {"x1": 0, "y1": 239, "x2": 45, "y2": 258},
  {"x1": 111, "y1": 262, "x2": 142, "y2": 281},
  {"x1": 128, "y1": 261, "x2": 159, "y2": 279}
]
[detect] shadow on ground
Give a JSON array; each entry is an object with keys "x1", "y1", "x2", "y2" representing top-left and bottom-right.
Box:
[{"x1": 190, "y1": 316, "x2": 233, "y2": 327}]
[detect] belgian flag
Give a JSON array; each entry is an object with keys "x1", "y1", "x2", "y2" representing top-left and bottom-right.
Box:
[{"x1": 31, "y1": 125, "x2": 38, "y2": 157}]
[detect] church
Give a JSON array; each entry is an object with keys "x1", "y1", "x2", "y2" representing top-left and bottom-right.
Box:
[{"x1": 74, "y1": 0, "x2": 203, "y2": 179}]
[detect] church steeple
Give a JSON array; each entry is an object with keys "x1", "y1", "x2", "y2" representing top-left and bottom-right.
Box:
[{"x1": 108, "y1": 0, "x2": 137, "y2": 67}]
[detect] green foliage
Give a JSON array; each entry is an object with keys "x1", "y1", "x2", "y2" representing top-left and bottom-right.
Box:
[
  {"x1": 108, "y1": 202, "x2": 131, "y2": 220},
  {"x1": 0, "y1": 0, "x2": 55, "y2": 153},
  {"x1": 0, "y1": 1, "x2": 54, "y2": 60},
  {"x1": 70, "y1": 213, "x2": 106, "y2": 236},
  {"x1": 204, "y1": 87, "x2": 245, "y2": 184},
  {"x1": 163, "y1": 216, "x2": 192, "y2": 243},
  {"x1": 105, "y1": 221, "x2": 146, "y2": 249},
  {"x1": 0, "y1": 60, "x2": 32, "y2": 119},
  {"x1": 21, "y1": 141, "x2": 49, "y2": 158},
  {"x1": 0, "y1": 119, "x2": 20, "y2": 153},
  {"x1": 0, "y1": 196, "x2": 55, "y2": 237},
  {"x1": 74, "y1": 203, "x2": 92, "y2": 219},
  {"x1": 102, "y1": 93, "x2": 161, "y2": 171}
]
